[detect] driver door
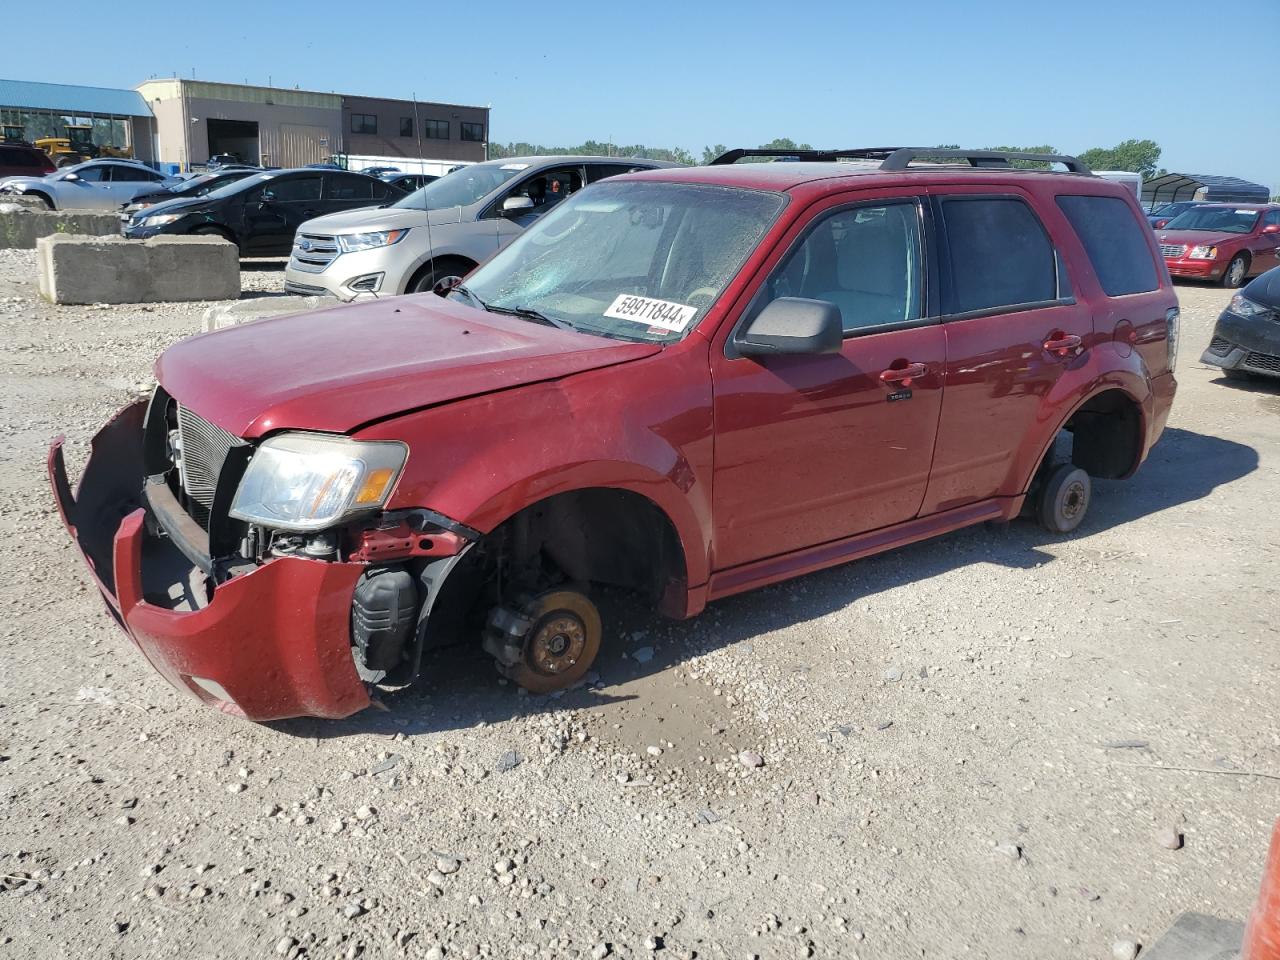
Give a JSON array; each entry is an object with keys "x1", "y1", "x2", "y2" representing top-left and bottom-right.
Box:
[
  {"x1": 243, "y1": 175, "x2": 322, "y2": 255},
  {"x1": 709, "y1": 192, "x2": 945, "y2": 571}
]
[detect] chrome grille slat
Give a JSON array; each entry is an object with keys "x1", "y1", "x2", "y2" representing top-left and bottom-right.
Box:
[
  {"x1": 291, "y1": 232, "x2": 339, "y2": 271},
  {"x1": 176, "y1": 405, "x2": 245, "y2": 527},
  {"x1": 1159, "y1": 243, "x2": 1186, "y2": 258}
]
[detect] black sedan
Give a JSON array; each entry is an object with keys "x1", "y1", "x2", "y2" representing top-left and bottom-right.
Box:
[
  {"x1": 382, "y1": 172, "x2": 438, "y2": 193},
  {"x1": 122, "y1": 168, "x2": 400, "y2": 256},
  {"x1": 1201, "y1": 266, "x2": 1280, "y2": 380},
  {"x1": 120, "y1": 170, "x2": 258, "y2": 219}
]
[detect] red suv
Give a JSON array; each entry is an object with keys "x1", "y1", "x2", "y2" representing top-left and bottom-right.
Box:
[
  {"x1": 1156, "y1": 203, "x2": 1280, "y2": 287},
  {"x1": 49, "y1": 147, "x2": 1178, "y2": 721}
]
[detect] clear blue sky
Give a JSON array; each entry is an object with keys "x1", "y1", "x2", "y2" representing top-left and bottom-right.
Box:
[{"x1": 11, "y1": 0, "x2": 1279, "y2": 192}]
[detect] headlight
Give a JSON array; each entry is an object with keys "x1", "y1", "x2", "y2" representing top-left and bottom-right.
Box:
[
  {"x1": 1187, "y1": 245, "x2": 1218, "y2": 260},
  {"x1": 230, "y1": 433, "x2": 408, "y2": 532},
  {"x1": 143, "y1": 212, "x2": 186, "y2": 226},
  {"x1": 337, "y1": 229, "x2": 408, "y2": 254},
  {"x1": 1228, "y1": 293, "x2": 1268, "y2": 318}
]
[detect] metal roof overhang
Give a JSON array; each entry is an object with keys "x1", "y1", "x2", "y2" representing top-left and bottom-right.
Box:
[
  {"x1": 0, "y1": 79, "x2": 152, "y2": 118},
  {"x1": 1143, "y1": 172, "x2": 1271, "y2": 207}
]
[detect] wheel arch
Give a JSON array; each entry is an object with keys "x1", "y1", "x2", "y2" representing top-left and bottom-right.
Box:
[
  {"x1": 1014, "y1": 355, "x2": 1153, "y2": 493},
  {"x1": 402, "y1": 253, "x2": 478, "y2": 295}
]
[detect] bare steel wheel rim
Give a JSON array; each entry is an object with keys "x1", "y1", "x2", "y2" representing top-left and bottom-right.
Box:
[
  {"x1": 1060, "y1": 480, "x2": 1088, "y2": 521},
  {"x1": 527, "y1": 612, "x2": 587, "y2": 678}
]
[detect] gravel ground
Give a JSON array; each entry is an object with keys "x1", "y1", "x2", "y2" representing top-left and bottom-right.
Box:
[{"x1": 0, "y1": 248, "x2": 1276, "y2": 960}]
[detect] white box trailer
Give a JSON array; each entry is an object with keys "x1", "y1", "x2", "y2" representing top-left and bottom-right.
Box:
[{"x1": 1093, "y1": 170, "x2": 1144, "y2": 205}]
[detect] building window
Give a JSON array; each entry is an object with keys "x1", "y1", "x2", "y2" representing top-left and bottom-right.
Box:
[
  {"x1": 399, "y1": 117, "x2": 413, "y2": 138},
  {"x1": 461, "y1": 122, "x2": 485, "y2": 142},
  {"x1": 423, "y1": 119, "x2": 449, "y2": 140},
  {"x1": 350, "y1": 113, "x2": 377, "y2": 135}
]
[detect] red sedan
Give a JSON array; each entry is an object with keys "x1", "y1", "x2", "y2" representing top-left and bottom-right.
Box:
[{"x1": 1156, "y1": 203, "x2": 1280, "y2": 287}]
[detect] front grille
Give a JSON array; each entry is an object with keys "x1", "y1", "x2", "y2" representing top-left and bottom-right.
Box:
[
  {"x1": 1244, "y1": 351, "x2": 1280, "y2": 373},
  {"x1": 1208, "y1": 336, "x2": 1233, "y2": 355},
  {"x1": 176, "y1": 405, "x2": 245, "y2": 528},
  {"x1": 1160, "y1": 243, "x2": 1186, "y2": 258},
  {"x1": 291, "y1": 232, "x2": 339, "y2": 271}
]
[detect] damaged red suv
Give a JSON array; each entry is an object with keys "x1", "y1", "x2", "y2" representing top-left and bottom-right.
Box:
[{"x1": 50, "y1": 147, "x2": 1179, "y2": 721}]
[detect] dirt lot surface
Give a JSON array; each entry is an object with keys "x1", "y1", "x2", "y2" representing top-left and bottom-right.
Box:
[{"x1": 0, "y1": 249, "x2": 1276, "y2": 960}]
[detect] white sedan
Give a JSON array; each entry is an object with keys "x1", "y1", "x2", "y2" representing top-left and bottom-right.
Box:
[{"x1": 0, "y1": 159, "x2": 178, "y2": 211}]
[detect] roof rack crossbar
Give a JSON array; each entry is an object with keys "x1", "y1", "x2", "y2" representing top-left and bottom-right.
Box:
[{"x1": 709, "y1": 146, "x2": 1092, "y2": 175}]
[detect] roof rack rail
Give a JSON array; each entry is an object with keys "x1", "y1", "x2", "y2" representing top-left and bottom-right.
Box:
[{"x1": 709, "y1": 146, "x2": 1092, "y2": 175}]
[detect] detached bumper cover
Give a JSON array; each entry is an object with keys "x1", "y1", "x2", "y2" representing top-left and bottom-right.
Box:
[{"x1": 48, "y1": 400, "x2": 370, "y2": 721}]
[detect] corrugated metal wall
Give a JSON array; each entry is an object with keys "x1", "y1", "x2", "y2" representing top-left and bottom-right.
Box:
[{"x1": 274, "y1": 124, "x2": 330, "y2": 166}]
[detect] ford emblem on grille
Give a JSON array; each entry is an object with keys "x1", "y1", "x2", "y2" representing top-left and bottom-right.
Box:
[{"x1": 299, "y1": 238, "x2": 313, "y2": 252}]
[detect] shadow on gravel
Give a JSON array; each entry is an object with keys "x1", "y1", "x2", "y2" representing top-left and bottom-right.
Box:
[
  {"x1": 239, "y1": 260, "x2": 287, "y2": 272},
  {"x1": 1209, "y1": 374, "x2": 1280, "y2": 397},
  {"x1": 273, "y1": 426, "x2": 1256, "y2": 742}
]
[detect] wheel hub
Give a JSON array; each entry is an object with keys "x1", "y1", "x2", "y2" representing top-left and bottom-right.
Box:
[
  {"x1": 1062, "y1": 480, "x2": 1087, "y2": 519},
  {"x1": 527, "y1": 613, "x2": 587, "y2": 676}
]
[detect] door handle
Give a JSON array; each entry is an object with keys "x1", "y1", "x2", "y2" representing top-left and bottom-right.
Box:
[
  {"x1": 879, "y1": 362, "x2": 928, "y2": 386},
  {"x1": 1043, "y1": 333, "x2": 1082, "y2": 357}
]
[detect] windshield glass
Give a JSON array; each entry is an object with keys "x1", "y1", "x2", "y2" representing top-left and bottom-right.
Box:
[
  {"x1": 1165, "y1": 207, "x2": 1260, "y2": 233},
  {"x1": 460, "y1": 181, "x2": 785, "y2": 342},
  {"x1": 171, "y1": 175, "x2": 215, "y2": 195},
  {"x1": 1152, "y1": 202, "x2": 1190, "y2": 216},
  {"x1": 392, "y1": 162, "x2": 524, "y2": 210}
]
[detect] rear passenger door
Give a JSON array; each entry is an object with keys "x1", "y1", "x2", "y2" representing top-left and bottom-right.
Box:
[
  {"x1": 323, "y1": 172, "x2": 390, "y2": 215},
  {"x1": 918, "y1": 190, "x2": 1090, "y2": 514}
]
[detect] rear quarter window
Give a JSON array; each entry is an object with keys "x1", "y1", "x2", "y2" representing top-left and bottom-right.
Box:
[{"x1": 1056, "y1": 195, "x2": 1159, "y2": 296}]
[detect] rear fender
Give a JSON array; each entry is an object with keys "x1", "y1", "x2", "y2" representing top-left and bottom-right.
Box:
[{"x1": 1010, "y1": 341, "x2": 1151, "y2": 493}]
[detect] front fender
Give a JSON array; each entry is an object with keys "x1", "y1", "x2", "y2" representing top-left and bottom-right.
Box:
[
  {"x1": 1010, "y1": 341, "x2": 1153, "y2": 494},
  {"x1": 355, "y1": 348, "x2": 715, "y2": 589}
]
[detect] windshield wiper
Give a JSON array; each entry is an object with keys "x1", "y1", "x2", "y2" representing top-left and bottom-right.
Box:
[
  {"x1": 449, "y1": 283, "x2": 487, "y2": 309},
  {"x1": 484, "y1": 304, "x2": 575, "y2": 331}
]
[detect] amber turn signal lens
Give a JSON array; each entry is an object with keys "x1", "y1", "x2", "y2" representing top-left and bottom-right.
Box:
[{"x1": 354, "y1": 467, "x2": 395, "y2": 505}]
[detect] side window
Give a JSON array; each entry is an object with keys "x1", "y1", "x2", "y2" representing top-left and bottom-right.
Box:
[
  {"x1": 763, "y1": 201, "x2": 923, "y2": 333},
  {"x1": 73, "y1": 166, "x2": 107, "y2": 182},
  {"x1": 109, "y1": 165, "x2": 153, "y2": 182},
  {"x1": 1264, "y1": 210, "x2": 1280, "y2": 228},
  {"x1": 586, "y1": 163, "x2": 646, "y2": 184},
  {"x1": 940, "y1": 197, "x2": 1059, "y2": 314},
  {"x1": 1056, "y1": 195, "x2": 1159, "y2": 297},
  {"x1": 502, "y1": 167, "x2": 584, "y2": 217},
  {"x1": 326, "y1": 174, "x2": 375, "y2": 201},
  {"x1": 371, "y1": 179, "x2": 394, "y2": 199},
  {"x1": 264, "y1": 177, "x2": 322, "y2": 202}
]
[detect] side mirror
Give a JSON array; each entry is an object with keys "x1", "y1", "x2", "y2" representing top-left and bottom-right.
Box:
[
  {"x1": 258, "y1": 191, "x2": 274, "y2": 205},
  {"x1": 502, "y1": 195, "x2": 534, "y2": 215},
  {"x1": 62, "y1": 172, "x2": 80, "y2": 182},
  {"x1": 735, "y1": 297, "x2": 844, "y2": 357},
  {"x1": 1262, "y1": 223, "x2": 1280, "y2": 234}
]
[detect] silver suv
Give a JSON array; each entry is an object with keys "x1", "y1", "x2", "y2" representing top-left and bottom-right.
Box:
[{"x1": 284, "y1": 155, "x2": 678, "y2": 300}]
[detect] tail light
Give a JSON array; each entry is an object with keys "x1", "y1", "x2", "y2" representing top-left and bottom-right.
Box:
[{"x1": 1165, "y1": 306, "x2": 1180, "y2": 370}]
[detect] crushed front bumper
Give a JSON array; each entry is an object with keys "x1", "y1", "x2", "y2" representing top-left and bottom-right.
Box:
[{"x1": 48, "y1": 400, "x2": 370, "y2": 721}]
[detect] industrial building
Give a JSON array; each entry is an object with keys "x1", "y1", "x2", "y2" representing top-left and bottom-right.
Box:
[
  {"x1": 0, "y1": 78, "x2": 156, "y2": 161},
  {"x1": 137, "y1": 79, "x2": 489, "y2": 172}
]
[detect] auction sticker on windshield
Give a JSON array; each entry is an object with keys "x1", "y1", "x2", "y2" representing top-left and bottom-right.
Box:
[{"x1": 604, "y1": 294, "x2": 698, "y2": 333}]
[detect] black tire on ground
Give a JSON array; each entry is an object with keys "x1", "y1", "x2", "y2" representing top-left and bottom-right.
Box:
[
  {"x1": 1037, "y1": 463, "x2": 1091, "y2": 535},
  {"x1": 1222, "y1": 368, "x2": 1252, "y2": 381},
  {"x1": 31, "y1": 194, "x2": 55, "y2": 210},
  {"x1": 494, "y1": 588, "x2": 602, "y2": 694},
  {"x1": 1221, "y1": 255, "x2": 1249, "y2": 288},
  {"x1": 408, "y1": 261, "x2": 470, "y2": 296}
]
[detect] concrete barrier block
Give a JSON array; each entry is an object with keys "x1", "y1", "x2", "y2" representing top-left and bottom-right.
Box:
[
  {"x1": 0, "y1": 209, "x2": 121, "y2": 249},
  {"x1": 202, "y1": 294, "x2": 333, "y2": 332},
  {"x1": 37, "y1": 235, "x2": 241, "y2": 305}
]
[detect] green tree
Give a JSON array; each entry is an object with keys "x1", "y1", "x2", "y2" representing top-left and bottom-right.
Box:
[
  {"x1": 1077, "y1": 139, "x2": 1162, "y2": 179},
  {"x1": 701, "y1": 143, "x2": 729, "y2": 164}
]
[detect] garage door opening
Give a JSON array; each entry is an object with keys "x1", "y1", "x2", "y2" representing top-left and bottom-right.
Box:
[{"x1": 206, "y1": 119, "x2": 260, "y2": 165}]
